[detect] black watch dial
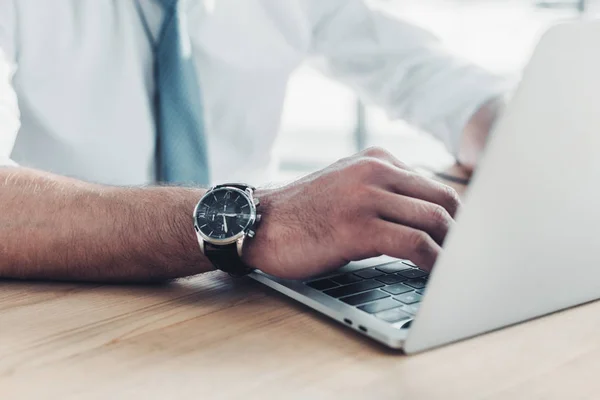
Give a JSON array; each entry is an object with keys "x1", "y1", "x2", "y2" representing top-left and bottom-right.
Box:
[{"x1": 195, "y1": 188, "x2": 254, "y2": 240}]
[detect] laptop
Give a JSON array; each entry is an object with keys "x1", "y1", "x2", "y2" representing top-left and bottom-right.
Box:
[{"x1": 250, "y1": 20, "x2": 600, "y2": 353}]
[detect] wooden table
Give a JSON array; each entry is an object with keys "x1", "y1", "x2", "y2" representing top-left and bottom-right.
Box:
[{"x1": 3, "y1": 167, "x2": 600, "y2": 399}]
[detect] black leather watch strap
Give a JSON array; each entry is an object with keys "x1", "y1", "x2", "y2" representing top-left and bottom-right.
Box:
[{"x1": 204, "y1": 243, "x2": 254, "y2": 277}]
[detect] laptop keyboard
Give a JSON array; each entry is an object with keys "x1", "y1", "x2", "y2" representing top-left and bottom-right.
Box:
[{"x1": 305, "y1": 260, "x2": 428, "y2": 326}]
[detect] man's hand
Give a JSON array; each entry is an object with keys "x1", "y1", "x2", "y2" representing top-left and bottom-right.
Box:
[
  {"x1": 459, "y1": 98, "x2": 505, "y2": 171},
  {"x1": 243, "y1": 147, "x2": 461, "y2": 280},
  {"x1": 0, "y1": 149, "x2": 458, "y2": 283}
]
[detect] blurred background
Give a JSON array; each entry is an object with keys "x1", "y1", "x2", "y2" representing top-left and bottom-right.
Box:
[{"x1": 274, "y1": 0, "x2": 599, "y2": 181}]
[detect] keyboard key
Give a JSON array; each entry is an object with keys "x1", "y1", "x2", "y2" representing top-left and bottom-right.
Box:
[
  {"x1": 397, "y1": 269, "x2": 428, "y2": 279},
  {"x1": 353, "y1": 268, "x2": 385, "y2": 279},
  {"x1": 358, "y1": 298, "x2": 401, "y2": 314},
  {"x1": 381, "y1": 283, "x2": 413, "y2": 295},
  {"x1": 375, "y1": 262, "x2": 412, "y2": 274},
  {"x1": 375, "y1": 307, "x2": 413, "y2": 323},
  {"x1": 306, "y1": 278, "x2": 338, "y2": 291},
  {"x1": 402, "y1": 303, "x2": 421, "y2": 315},
  {"x1": 376, "y1": 275, "x2": 407, "y2": 285},
  {"x1": 330, "y1": 273, "x2": 363, "y2": 285},
  {"x1": 341, "y1": 290, "x2": 389, "y2": 306},
  {"x1": 323, "y1": 279, "x2": 384, "y2": 298},
  {"x1": 395, "y1": 292, "x2": 423, "y2": 305},
  {"x1": 405, "y1": 278, "x2": 427, "y2": 289},
  {"x1": 416, "y1": 289, "x2": 425, "y2": 295}
]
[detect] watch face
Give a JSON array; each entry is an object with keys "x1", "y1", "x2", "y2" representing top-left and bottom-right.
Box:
[{"x1": 195, "y1": 188, "x2": 255, "y2": 241}]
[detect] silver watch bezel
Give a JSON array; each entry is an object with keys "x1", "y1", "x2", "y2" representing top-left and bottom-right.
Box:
[{"x1": 193, "y1": 186, "x2": 257, "y2": 247}]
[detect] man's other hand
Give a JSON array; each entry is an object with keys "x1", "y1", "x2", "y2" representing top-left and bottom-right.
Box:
[{"x1": 243, "y1": 147, "x2": 461, "y2": 280}]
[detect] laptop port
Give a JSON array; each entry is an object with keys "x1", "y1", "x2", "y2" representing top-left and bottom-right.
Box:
[
  {"x1": 358, "y1": 325, "x2": 368, "y2": 333},
  {"x1": 343, "y1": 318, "x2": 353, "y2": 325}
]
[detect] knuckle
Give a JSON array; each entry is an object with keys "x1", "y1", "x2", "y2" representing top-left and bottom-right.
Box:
[
  {"x1": 352, "y1": 157, "x2": 389, "y2": 179},
  {"x1": 395, "y1": 159, "x2": 409, "y2": 170},
  {"x1": 408, "y1": 231, "x2": 437, "y2": 264},
  {"x1": 428, "y1": 204, "x2": 452, "y2": 233},
  {"x1": 441, "y1": 184, "x2": 461, "y2": 214},
  {"x1": 362, "y1": 146, "x2": 389, "y2": 159},
  {"x1": 409, "y1": 231, "x2": 430, "y2": 252},
  {"x1": 361, "y1": 146, "x2": 409, "y2": 170}
]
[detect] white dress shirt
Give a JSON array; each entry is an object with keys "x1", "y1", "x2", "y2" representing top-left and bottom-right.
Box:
[{"x1": 0, "y1": 0, "x2": 507, "y2": 186}]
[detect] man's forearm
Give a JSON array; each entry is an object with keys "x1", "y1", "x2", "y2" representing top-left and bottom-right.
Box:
[{"x1": 0, "y1": 167, "x2": 211, "y2": 282}]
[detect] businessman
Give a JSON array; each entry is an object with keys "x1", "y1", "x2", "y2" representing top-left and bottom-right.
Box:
[{"x1": 0, "y1": 0, "x2": 506, "y2": 282}]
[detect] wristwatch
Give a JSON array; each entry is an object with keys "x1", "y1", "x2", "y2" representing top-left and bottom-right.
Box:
[{"x1": 193, "y1": 183, "x2": 261, "y2": 276}]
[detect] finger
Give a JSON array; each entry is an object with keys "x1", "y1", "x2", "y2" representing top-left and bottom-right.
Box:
[
  {"x1": 378, "y1": 167, "x2": 461, "y2": 218},
  {"x1": 359, "y1": 146, "x2": 412, "y2": 171},
  {"x1": 369, "y1": 219, "x2": 441, "y2": 271},
  {"x1": 373, "y1": 189, "x2": 453, "y2": 246}
]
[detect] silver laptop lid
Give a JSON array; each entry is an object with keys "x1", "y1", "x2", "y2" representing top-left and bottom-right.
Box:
[{"x1": 405, "y1": 21, "x2": 600, "y2": 353}]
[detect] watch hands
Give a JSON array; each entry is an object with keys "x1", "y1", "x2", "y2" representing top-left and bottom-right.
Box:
[{"x1": 222, "y1": 215, "x2": 228, "y2": 233}]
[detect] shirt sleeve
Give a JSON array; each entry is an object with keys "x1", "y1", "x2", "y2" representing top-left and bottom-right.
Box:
[
  {"x1": 0, "y1": 0, "x2": 20, "y2": 166},
  {"x1": 305, "y1": 0, "x2": 511, "y2": 156}
]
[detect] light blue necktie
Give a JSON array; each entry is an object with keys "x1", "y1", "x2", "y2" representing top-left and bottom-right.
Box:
[{"x1": 155, "y1": 0, "x2": 210, "y2": 185}]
